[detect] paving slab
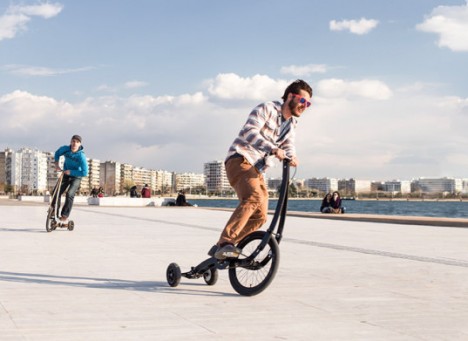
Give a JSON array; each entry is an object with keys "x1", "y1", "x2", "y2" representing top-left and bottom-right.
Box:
[{"x1": 1, "y1": 201, "x2": 468, "y2": 340}]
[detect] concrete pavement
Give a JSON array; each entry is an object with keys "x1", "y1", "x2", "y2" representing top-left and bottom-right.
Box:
[{"x1": 1, "y1": 200, "x2": 468, "y2": 340}]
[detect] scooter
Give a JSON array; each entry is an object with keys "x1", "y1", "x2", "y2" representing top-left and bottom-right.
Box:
[{"x1": 46, "y1": 172, "x2": 75, "y2": 232}]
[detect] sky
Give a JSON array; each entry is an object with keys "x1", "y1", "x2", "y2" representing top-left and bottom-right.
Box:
[{"x1": 1, "y1": 0, "x2": 467, "y2": 181}]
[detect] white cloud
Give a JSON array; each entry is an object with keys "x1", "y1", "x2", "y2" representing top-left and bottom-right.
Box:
[
  {"x1": 317, "y1": 78, "x2": 393, "y2": 100},
  {"x1": 124, "y1": 81, "x2": 148, "y2": 89},
  {"x1": 0, "y1": 3, "x2": 63, "y2": 41},
  {"x1": 1, "y1": 73, "x2": 467, "y2": 179},
  {"x1": 206, "y1": 73, "x2": 289, "y2": 101},
  {"x1": 280, "y1": 64, "x2": 328, "y2": 77},
  {"x1": 3, "y1": 64, "x2": 94, "y2": 76},
  {"x1": 9, "y1": 3, "x2": 63, "y2": 19},
  {"x1": 0, "y1": 90, "x2": 73, "y2": 129},
  {"x1": 416, "y1": 2, "x2": 468, "y2": 51},
  {"x1": 329, "y1": 18, "x2": 379, "y2": 35}
]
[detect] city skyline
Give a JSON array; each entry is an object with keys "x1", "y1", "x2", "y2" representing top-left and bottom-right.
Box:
[
  {"x1": 1, "y1": 1, "x2": 467, "y2": 180},
  {"x1": 3, "y1": 145, "x2": 467, "y2": 183}
]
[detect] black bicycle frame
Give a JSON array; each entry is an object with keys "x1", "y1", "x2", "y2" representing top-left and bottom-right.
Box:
[{"x1": 183, "y1": 160, "x2": 290, "y2": 277}]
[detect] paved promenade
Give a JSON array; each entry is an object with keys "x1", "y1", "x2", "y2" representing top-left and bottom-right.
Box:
[{"x1": 1, "y1": 200, "x2": 468, "y2": 340}]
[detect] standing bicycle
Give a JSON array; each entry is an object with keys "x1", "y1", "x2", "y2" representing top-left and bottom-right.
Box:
[{"x1": 46, "y1": 135, "x2": 88, "y2": 232}]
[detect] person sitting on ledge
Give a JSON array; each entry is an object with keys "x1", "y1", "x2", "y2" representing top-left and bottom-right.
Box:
[
  {"x1": 320, "y1": 192, "x2": 333, "y2": 213},
  {"x1": 175, "y1": 190, "x2": 192, "y2": 206},
  {"x1": 330, "y1": 191, "x2": 345, "y2": 214},
  {"x1": 320, "y1": 191, "x2": 346, "y2": 214}
]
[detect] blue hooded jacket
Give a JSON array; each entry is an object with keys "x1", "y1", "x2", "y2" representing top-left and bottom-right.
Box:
[{"x1": 54, "y1": 145, "x2": 89, "y2": 178}]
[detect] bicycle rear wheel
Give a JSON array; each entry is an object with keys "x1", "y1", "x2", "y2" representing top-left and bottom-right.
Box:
[{"x1": 228, "y1": 231, "x2": 280, "y2": 296}]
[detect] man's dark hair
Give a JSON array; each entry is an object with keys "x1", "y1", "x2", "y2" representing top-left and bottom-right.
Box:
[{"x1": 281, "y1": 79, "x2": 313, "y2": 102}]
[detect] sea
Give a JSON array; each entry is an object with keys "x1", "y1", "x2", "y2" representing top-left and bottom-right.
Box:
[{"x1": 188, "y1": 198, "x2": 468, "y2": 219}]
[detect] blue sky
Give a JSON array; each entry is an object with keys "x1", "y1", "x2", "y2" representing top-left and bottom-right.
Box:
[{"x1": 1, "y1": 0, "x2": 467, "y2": 180}]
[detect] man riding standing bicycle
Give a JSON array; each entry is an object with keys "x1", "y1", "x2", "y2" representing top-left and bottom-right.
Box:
[
  {"x1": 209, "y1": 79, "x2": 313, "y2": 260},
  {"x1": 51, "y1": 135, "x2": 89, "y2": 223}
]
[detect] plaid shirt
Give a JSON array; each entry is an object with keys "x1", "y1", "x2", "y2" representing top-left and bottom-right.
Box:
[{"x1": 226, "y1": 101, "x2": 297, "y2": 171}]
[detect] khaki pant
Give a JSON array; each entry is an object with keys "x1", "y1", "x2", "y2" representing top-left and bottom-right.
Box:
[{"x1": 217, "y1": 157, "x2": 268, "y2": 246}]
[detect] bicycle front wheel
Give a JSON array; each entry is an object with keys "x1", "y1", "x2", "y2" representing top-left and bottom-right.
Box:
[
  {"x1": 45, "y1": 207, "x2": 56, "y2": 232},
  {"x1": 228, "y1": 231, "x2": 280, "y2": 296}
]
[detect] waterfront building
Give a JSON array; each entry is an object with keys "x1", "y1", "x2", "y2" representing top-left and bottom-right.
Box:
[
  {"x1": 120, "y1": 163, "x2": 134, "y2": 193},
  {"x1": 267, "y1": 178, "x2": 282, "y2": 192},
  {"x1": 8, "y1": 148, "x2": 48, "y2": 194},
  {"x1": 100, "y1": 161, "x2": 121, "y2": 195},
  {"x1": 305, "y1": 177, "x2": 338, "y2": 193},
  {"x1": 204, "y1": 160, "x2": 231, "y2": 195},
  {"x1": 132, "y1": 167, "x2": 152, "y2": 188},
  {"x1": 79, "y1": 158, "x2": 101, "y2": 195},
  {"x1": 0, "y1": 149, "x2": 9, "y2": 193},
  {"x1": 338, "y1": 178, "x2": 372, "y2": 196},
  {"x1": 462, "y1": 179, "x2": 468, "y2": 194},
  {"x1": 174, "y1": 172, "x2": 205, "y2": 193},
  {"x1": 45, "y1": 152, "x2": 59, "y2": 193},
  {"x1": 412, "y1": 177, "x2": 462, "y2": 194},
  {"x1": 383, "y1": 180, "x2": 411, "y2": 194},
  {"x1": 154, "y1": 170, "x2": 173, "y2": 194}
]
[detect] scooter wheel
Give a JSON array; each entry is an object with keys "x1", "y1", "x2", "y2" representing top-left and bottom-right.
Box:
[
  {"x1": 46, "y1": 208, "x2": 55, "y2": 232},
  {"x1": 68, "y1": 220, "x2": 74, "y2": 231},
  {"x1": 166, "y1": 263, "x2": 181, "y2": 287},
  {"x1": 203, "y1": 267, "x2": 218, "y2": 286}
]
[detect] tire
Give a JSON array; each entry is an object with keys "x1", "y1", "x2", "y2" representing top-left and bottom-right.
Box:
[
  {"x1": 68, "y1": 220, "x2": 74, "y2": 231},
  {"x1": 46, "y1": 207, "x2": 55, "y2": 233},
  {"x1": 228, "y1": 231, "x2": 280, "y2": 296},
  {"x1": 203, "y1": 267, "x2": 218, "y2": 286},
  {"x1": 166, "y1": 263, "x2": 181, "y2": 287}
]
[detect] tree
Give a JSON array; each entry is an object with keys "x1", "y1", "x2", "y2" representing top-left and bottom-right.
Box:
[{"x1": 122, "y1": 179, "x2": 135, "y2": 195}]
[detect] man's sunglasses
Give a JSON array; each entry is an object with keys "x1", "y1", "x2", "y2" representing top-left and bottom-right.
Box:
[{"x1": 291, "y1": 93, "x2": 312, "y2": 108}]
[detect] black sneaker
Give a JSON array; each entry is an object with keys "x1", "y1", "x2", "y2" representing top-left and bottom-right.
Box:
[
  {"x1": 214, "y1": 244, "x2": 241, "y2": 260},
  {"x1": 207, "y1": 245, "x2": 218, "y2": 257}
]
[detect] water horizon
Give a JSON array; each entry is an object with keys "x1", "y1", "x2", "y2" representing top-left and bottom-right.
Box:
[{"x1": 188, "y1": 198, "x2": 468, "y2": 219}]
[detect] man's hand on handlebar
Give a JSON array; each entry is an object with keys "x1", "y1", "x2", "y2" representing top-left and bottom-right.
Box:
[
  {"x1": 272, "y1": 148, "x2": 299, "y2": 167},
  {"x1": 289, "y1": 156, "x2": 298, "y2": 167}
]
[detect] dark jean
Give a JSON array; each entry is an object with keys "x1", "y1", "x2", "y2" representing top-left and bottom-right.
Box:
[{"x1": 51, "y1": 175, "x2": 82, "y2": 218}]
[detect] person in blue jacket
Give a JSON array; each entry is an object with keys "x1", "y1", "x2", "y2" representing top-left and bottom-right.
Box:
[{"x1": 52, "y1": 134, "x2": 89, "y2": 223}]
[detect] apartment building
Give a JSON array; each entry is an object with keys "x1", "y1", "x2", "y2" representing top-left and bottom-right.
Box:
[
  {"x1": 7, "y1": 148, "x2": 49, "y2": 194},
  {"x1": 79, "y1": 158, "x2": 101, "y2": 194},
  {"x1": 338, "y1": 178, "x2": 372, "y2": 195},
  {"x1": 100, "y1": 161, "x2": 121, "y2": 195},
  {"x1": 305, "y1": 177, "x2": 338, "y2": 193},
  {"x1": 132, "y1": 167, "x2": 152, "y2": 188},
  {"x1": 204, "y1": 161, "x2": 231, "y2": 194},
  {"x1": 0, "y1": 149, "x2": 8, "y2": 193},
  {"x1": 154, "y1": 170, "x2": 173, "y2": 194},
  {"x1": 174, "y1": 172, "x2": 205, "y2": 192},
  {"x1": 412, "y1": 177, "x2": 463, "y2": 194},
  {"x1": 383, "y1": 180, "x2": 411, "y2": 194}
]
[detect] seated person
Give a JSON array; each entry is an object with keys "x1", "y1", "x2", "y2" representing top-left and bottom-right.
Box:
[
  {"x1": 320, "y1": 193, "x2": 333, "y2": 213},
  {"x1": 330, "y1": 191, "x2": 345, "y2": 214},
  {"x1": 141, "y1": 184, "x2": 151, "y2": 198},
  {"x1": 175, "y1": 190, "x2": 192, "y2": 206},
  {"x1": 130, "y1": 186, "x2": 138, "y2": 198}
]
